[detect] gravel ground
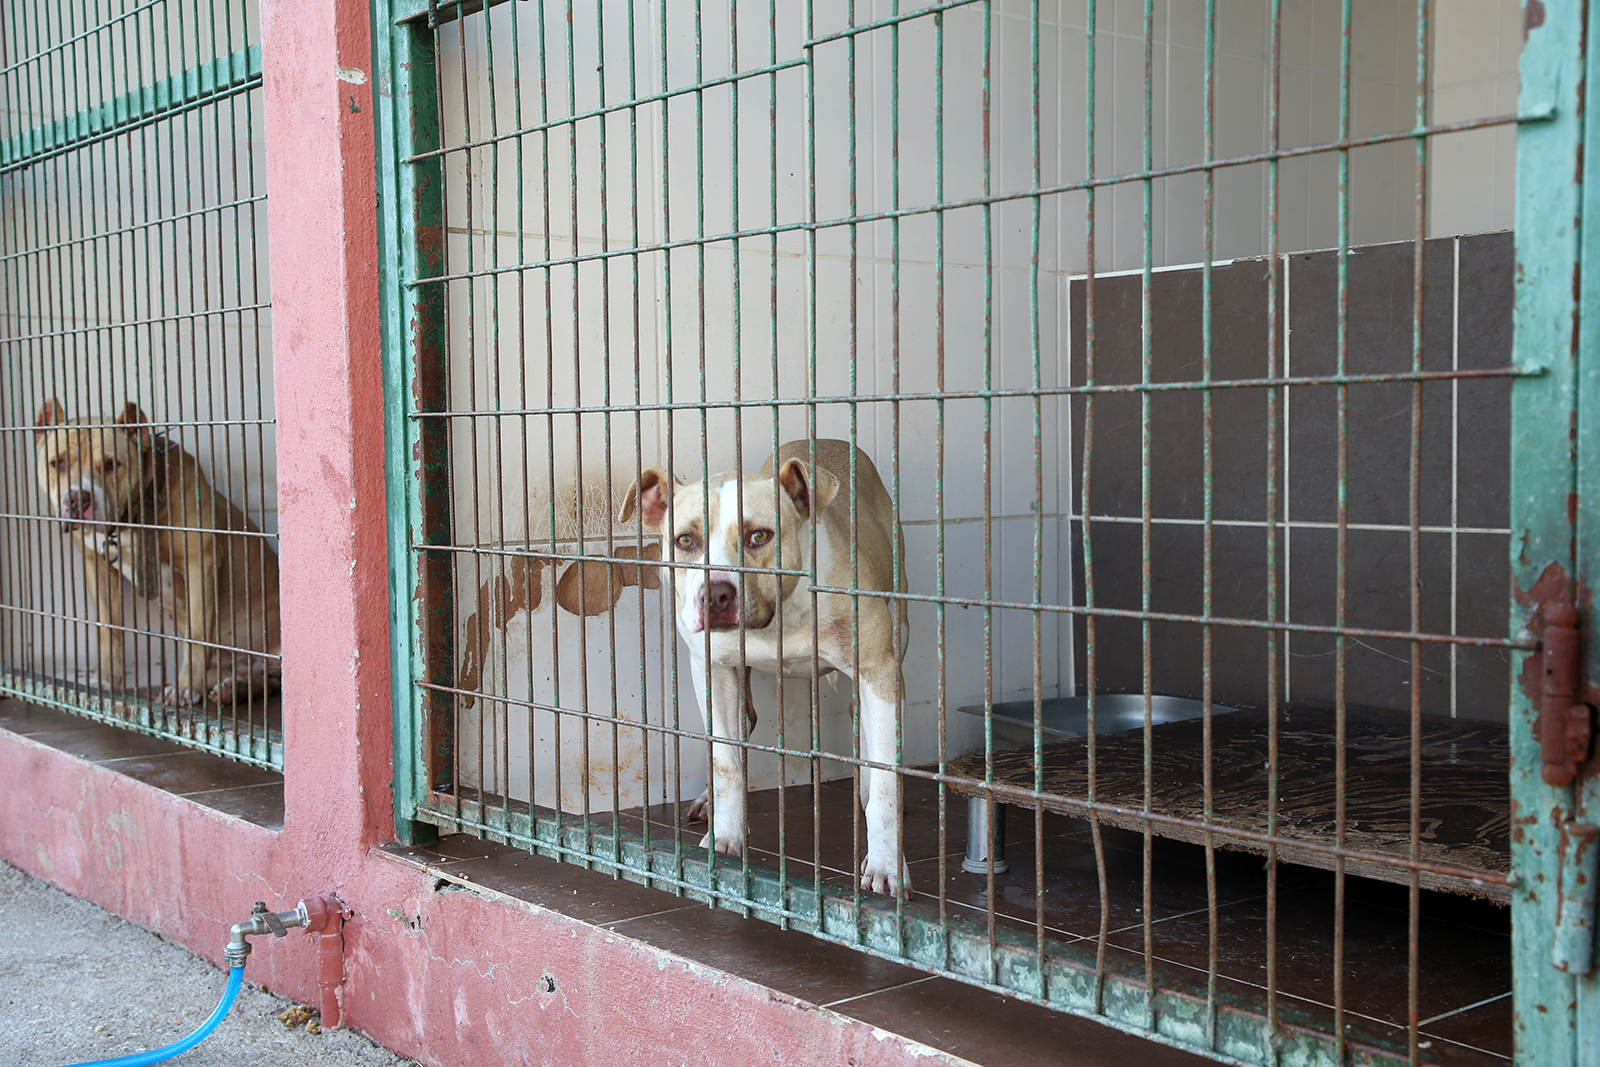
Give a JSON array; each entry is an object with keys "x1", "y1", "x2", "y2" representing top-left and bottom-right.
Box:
[{"x1": 0, "y1": 860, "x2": 419, "y2": 1067}]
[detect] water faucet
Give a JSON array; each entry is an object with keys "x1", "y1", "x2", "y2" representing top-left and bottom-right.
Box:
[{"x1": 224, "y1": 900, "x2": 311, "y2": 966}]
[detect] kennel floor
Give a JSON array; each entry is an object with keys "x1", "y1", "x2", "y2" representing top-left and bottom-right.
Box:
[
  {"x1": 946, "y1": 703, "x2": 1510, "y2": 903},
  {"x1": 0, "y1": 668, "x2": 284, "y2": 770},
  {"x1": 602, "y1": 773, "x2": 1511, "y2": 1064}
]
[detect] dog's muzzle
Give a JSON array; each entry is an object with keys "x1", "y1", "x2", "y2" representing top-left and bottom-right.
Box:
[
  {"x1": 61, "y1": 487, "x2": 98, "y2": 529},
  {"x1": 700, "y1": 579, "x2": 742, "y2": 630}
]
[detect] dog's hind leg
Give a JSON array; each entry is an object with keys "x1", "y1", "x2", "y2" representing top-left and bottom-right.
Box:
[{"x1": 858, "y1": 676, "x2": 910, "y2": 897}]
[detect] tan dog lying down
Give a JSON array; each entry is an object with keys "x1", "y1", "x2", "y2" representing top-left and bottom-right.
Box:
[
  {"x1": 623, "y1": 439, "x2": 911, "y2": 896},
  {"x1": 34, "y1": 399, "x2": 281, "y2": 707}
]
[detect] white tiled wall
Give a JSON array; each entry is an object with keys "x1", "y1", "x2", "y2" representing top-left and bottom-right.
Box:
[{"x1": 1429, "y1": 0, "x2": 1521, "y2": 237}]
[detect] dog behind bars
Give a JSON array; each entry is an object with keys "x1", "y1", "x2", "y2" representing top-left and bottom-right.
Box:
[
  {"x1": 33, "y1": 399, "x2": 281, "y2": 706},
  {"x1": 622, "y1": 439, "x2": 911, "y2": 896}
]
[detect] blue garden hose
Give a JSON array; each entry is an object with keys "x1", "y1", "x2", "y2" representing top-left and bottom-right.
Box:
[
  {"x1": 62, "y1": 965, "x2": 244, "y2": 1067},
  {"x1": 58, "y1": 900, "x2": 316, "y2": 1067}
]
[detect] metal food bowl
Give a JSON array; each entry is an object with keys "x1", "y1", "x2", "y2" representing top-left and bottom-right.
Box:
[{"x1": 956, "y1": 694, "x2": 1236, "y2": 749}]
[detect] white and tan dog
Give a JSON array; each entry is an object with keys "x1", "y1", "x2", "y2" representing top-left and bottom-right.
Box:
[
  {"x1": 34, "y1": 399, "x2": 281, "y2": 707},
  {"x1": 623, "y1": 439, "x2": 910, "y2": 896}
]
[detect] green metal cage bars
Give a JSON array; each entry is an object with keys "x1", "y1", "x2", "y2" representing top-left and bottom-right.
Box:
[
  {"x1": 0, "y1": 2, "x2": 281, "y2": 770},
  {"x1": 374, "y1": 0, "x2": 1599, "y2": 1064}
]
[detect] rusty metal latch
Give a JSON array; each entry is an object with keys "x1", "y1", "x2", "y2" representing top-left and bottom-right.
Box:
[{"x1": 1539, "y1": 603, "x2": 1595, "y2": 787}]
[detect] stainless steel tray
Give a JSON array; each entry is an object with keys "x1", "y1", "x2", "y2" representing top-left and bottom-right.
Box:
[{"x1": 957, "y1": 694, "x2": 1236, "y2": 744}]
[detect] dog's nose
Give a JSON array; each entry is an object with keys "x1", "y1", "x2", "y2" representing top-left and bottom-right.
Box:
[
  {"x1": 703, "y1": 580, "x2": 738, "y2": 615},
  {"x1": 64, "y1": 488, "x2": 95, "y2": 519}
]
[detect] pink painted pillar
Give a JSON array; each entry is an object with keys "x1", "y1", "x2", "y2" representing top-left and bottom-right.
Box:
[{"x1": 258, "y1": 0, "x2": 391, "y2": 866}]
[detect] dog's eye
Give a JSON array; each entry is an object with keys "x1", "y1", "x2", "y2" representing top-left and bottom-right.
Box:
[
  {"x1": 747, "y1": 528, "x2": 773, "y2": 548},
  {"x1": 51, "y1": 458, "x2": 68, "y2": 473},
  {"x1": 674, "y1": 532, "x2": 698, "y2": 551},
  {"x1": 102, "y1": 458, "x2": 116, "y2": 472}
]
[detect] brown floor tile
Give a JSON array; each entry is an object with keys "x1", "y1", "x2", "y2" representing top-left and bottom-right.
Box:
[
  {"x1": 0, "y1": 699, "x2": 97, "y2": 735},
  {"x1": 928, "y1": 826, "x2": 1271, "y2": 943},
  {"x1": 407, "y1": 750, "x2": 1516, "y2": 1067},
  {"x1": 1055, "y1": 939, "x2": 1477, "y2": 1063},
  {"x1": 1103, "y1": 881, "x2": 1510, "y2": 1029},
  {"x1": 617, "y1": 776, "x2": 962, "y2": 881},
  {"x1": 389, "y1": 837, "x2": 703, "y2": 927},
  {"x1": 608, "y1": 902, "x2": 931, "y2": 1005},
  {"x1": 182, "y1": 782, "x2": 284, "y2": 829},
  {"x1": 835, "y1": 973, "x2": 1220, "y2": 1067},
  {"x1": 98, "y1": 750, "x2": 283, "y2": 795},
  {"x1": 27, "y1": 724, "x2": 188, "y2": 762},
  {"x1": 1, "y1": 700, "x2": 285, "y2": 828},
  {"x1": 399, "y1": 816, "x2": 1502, "y2": 1065},
  {"x1": 1419, "y1": 994, "x2": 1513, "y2": 1062}
]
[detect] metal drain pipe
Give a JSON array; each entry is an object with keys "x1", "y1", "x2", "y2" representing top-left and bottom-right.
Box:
[
  {"x1": 300, "y1": 896, "x2": 348, "y2": 1028},
  {"x1": 227, "y1": 897, "x2": 348, "y2": 1028}
]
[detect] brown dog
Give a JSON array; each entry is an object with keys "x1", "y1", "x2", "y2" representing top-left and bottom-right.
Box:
[
  {"x1": 622, "y1": 439, "x2": 911, "y2": 896},
  {"x1": 33, "y1": 399, "x2": 281, "y2": 706}
]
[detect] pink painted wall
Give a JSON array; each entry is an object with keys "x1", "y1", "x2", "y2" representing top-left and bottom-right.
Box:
[
  {"x1": 0, "y1": 739, "x2": 952, "y2": 1067},
  {"x1": 0, "y1": 3, "x2": 964, "y2": 1065}
]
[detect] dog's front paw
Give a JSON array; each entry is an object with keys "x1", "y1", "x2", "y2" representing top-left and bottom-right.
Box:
[
  {"x1": 89, "y1": 672, "x2": 124, "y2": 694},
  {"x1": 697, "y1": 830, "x2": 746, "y2": 858},
  {"x1": 206, "y1": 676, "x2": 261, "y2": 705},
  {"x1": 683, "y1": 790, "x2": 712, "y2": 823},
  {"x1": 161, "y1": 685, "x2": 204, "y2": 707},
  {"x1": 861, "y1": 856, "x2": 913, "y2": 899}
]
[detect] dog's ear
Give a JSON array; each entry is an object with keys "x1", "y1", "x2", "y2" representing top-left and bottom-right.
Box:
[
  {"x1": 113, "y1": 402, "x2": 154, "y2": 448},
  {"x1": 776, "y1": 458, "x2": 839, "y2": 520},
  {"x1": 33, "y1": 398, "x2": 67, "y2": 441},
  {"x1": 620, "y1": 468, "x2": 677, "y2": 531}
]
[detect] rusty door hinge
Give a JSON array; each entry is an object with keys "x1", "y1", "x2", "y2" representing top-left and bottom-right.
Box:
[
  {"x1": 1542, "y1": 601, "x2": 1599, "y2": 972},
  {"x1": 1539, "y1": 603, "x2": 1595, "y2": 786}
]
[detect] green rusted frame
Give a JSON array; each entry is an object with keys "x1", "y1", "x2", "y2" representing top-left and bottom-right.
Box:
[
  {"x1": 375, "y1": 3, "x2": 452, "y2": 846},
  {"x1": 390, "y1": 0, "x2": 522, "y2": 25},
  {"x1": 1511, "y1": 1, "x2": 1598, "y2": 1063},
  {"x1": 1579, "y1": 26, "x2": 1600, "y2": 1056},
  {"x1": 0, "y1": 44, "x2": 262, "y2": 174},
  {"x1": 1575, "y1": 10, "x2": 1600, "y2": 1064}
]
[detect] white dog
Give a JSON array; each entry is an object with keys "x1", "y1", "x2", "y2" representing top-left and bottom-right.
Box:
[{"x1": 622, "y1": 440, "x2": 910, "y2": 896}]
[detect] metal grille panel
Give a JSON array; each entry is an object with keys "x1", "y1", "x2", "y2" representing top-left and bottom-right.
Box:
[
  {"x1": 0, "y1": 2, "x2": 279, "y2": 768},
  {"x1": 376, "y1": 1, "x2": 1557, "y2": 1062}
]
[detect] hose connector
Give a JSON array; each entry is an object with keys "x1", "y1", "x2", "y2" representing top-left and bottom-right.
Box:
[{"x1": 224, "y1": 900, "x2": 311, "y2": 967}]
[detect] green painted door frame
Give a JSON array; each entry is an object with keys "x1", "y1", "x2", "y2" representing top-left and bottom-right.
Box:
[
  {"x1": 1512, "y1": 1, "x2": 1600, "y2": 1063},
  {"x1": 374, "y1": 0, "x2": 456, "y2": 846}
]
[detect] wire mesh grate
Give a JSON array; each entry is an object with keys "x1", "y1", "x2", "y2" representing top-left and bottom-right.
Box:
[
  {"x1": 377, "y1": 1, "x2": 1533, "y2": 1062},
  {"x1": 0, "y1": 1, "x2": 280, "y2": 769}
]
